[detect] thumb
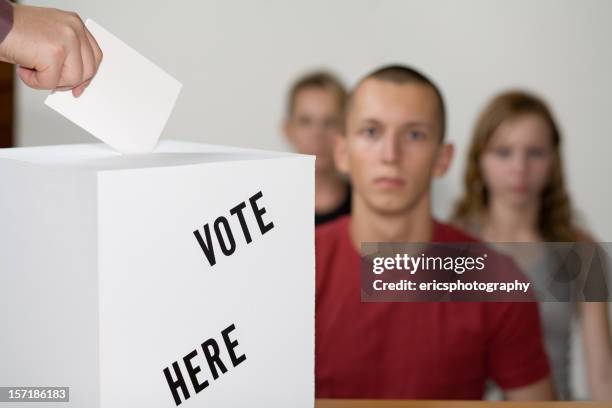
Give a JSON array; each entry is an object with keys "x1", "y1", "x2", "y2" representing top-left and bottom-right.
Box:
[{"x1": 17, "y1": 62, "x2": 62, "y2": 90}]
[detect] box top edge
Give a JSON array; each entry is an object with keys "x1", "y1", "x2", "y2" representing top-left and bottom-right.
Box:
[{"x1": 0, "y1": 139, "x2": 309, "y2": 171}]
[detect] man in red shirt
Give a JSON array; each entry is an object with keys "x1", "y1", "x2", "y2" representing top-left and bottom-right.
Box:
[{"x1": 315, "y1": 65, "x2": 555, "y2": 400}]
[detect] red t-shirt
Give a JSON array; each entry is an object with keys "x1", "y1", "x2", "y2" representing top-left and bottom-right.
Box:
[{"x1": 315, "y1": 215, "x2": 550, "y2": 399}]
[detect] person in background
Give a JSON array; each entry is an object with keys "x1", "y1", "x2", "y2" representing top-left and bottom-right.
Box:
[
  {"x1": 452, "y1": 90, "x2": 612, "y2": 400},
  {"x1": 0, "y1": 0, "x2": 102, "y2": 97},
  {"x1": 283, "y1": 71, "x2": 351, "y2": 225},
  {"x1": 315, "y1": 64, "x2": 555, "y2": 400}
]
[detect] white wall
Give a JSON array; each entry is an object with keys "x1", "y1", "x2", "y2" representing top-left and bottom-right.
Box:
[
  {"x1": 14, "y1": 0, "x2": 612, "y2": 399},
  {"x1": 16, "y1": 0, "x2": 612, "y2": 241}
]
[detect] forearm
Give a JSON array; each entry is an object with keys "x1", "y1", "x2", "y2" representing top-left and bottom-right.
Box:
[
  {"x1": 581, "y1": 302, "x2": 612, "y2": 400},
  {"x1": 505, "y1": 376, "x2": 556, "y2": 401},
  {"x1": 586, "y1": 337, "x2": 612, "y2": 400},
  {"x1": 588, "y1": 365, "x2": 612, "y2": 400}
]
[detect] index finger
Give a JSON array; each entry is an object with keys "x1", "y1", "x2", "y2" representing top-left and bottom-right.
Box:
[{"x1": 84, "y1": 26, "x2": 103, "y2": 72}]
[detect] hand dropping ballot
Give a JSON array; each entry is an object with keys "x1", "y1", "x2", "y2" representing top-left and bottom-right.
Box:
[
  {"x1": 0, "y1": 18, "x2": 314, "y2": 408},
  {"x1": 45, "y1": 19, "x2": 182, "y2": 154}
]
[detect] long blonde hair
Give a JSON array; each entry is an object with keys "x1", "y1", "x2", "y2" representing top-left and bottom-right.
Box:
[{"x1": 452, "y1": 90, "x2": 579, "y2": 241}]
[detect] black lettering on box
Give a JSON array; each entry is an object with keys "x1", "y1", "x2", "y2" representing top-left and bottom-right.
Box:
[
  {"x1": 221, "y1": 323, "x2": 247, "y2": 367},
  {"x1": 201, "y1": 338, "x2": 228, "y2": 380},
  {"x1": 163, "y1": 361, "x2": 191, "y2": 406},
  {"x1": 183, "y1": 349, "x2": 210, "y2": 393},
  {"x1": 249, "y1": 191, "x2": 274, "y2": 235},
  {"x1": 213, "y1": 217, "x2": 236, "y2": 256},
  {"x1": 163, "y1": 323, "x2": 247, "y2": 406},
  {"x1": 193, "y1": 191, "x2": 275, "y2": 267}
]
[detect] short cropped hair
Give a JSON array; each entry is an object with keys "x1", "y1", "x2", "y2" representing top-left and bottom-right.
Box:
[
  {"x1": 349, "y1": 64, "x2": 446, "y2": 140},
  {"x1": 286, "y1": 71, "x2": 347, "y2": 117}
]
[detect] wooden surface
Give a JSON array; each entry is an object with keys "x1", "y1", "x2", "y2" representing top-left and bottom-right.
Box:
[
  {"x1": 0, "y1": 61, "x2": 14, "y2": 148},
  {"x1": 315, "y1": 399, "x2": 610, "y2": 407}
]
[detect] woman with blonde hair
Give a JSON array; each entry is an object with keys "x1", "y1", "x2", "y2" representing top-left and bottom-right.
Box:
[{"x1": 452, "y1": 90, "x2": 612, "y2": 400}]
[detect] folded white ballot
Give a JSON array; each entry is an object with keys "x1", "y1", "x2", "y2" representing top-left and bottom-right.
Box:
[
  {"x1": 0, "y1": 140, "x2": 314, "y2": 407},
  {"x1": 45, "y1": 19, "x2": 182, "y2": 154}
]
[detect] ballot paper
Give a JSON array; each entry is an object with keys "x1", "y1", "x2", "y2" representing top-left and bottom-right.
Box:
[{"x1": 45, "y1": 19, "x2": 182, "y2": 154}]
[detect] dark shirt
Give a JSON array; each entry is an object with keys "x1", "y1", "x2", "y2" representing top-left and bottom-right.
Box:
[
  {"x1": 315, "y1": 183, "x2": 351, "y2": 226},
  {"x1": 0, "y1": 0, "x2": 13, "y2": 44}
]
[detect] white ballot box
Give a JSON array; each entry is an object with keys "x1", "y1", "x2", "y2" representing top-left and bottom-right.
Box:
[{"x1": 0, "y1": 140, "x2": 315, "y2": 408}]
